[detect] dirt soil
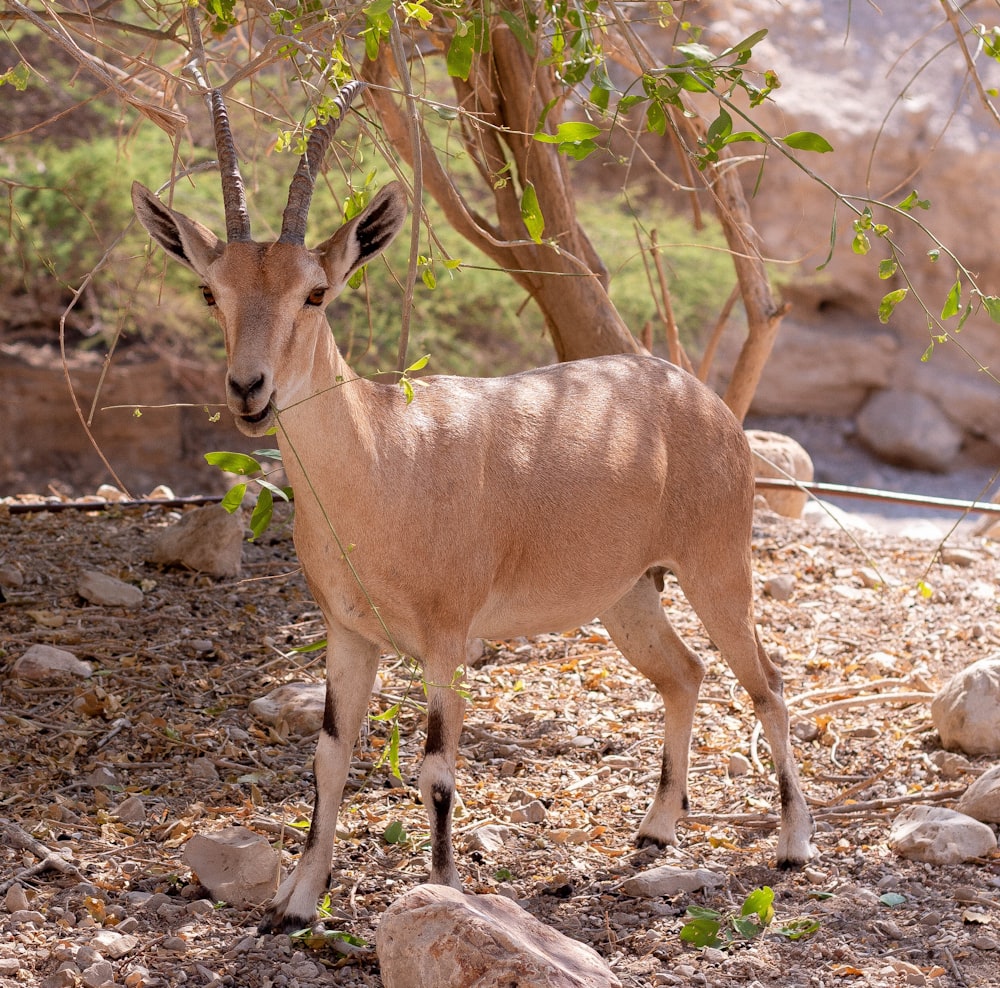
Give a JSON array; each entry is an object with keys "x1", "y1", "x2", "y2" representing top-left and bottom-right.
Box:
[{"x1": 1, "y1": 500, "x2": 999, "y2": 988}]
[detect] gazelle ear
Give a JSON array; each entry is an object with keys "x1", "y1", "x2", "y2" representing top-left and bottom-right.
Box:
[
  {"x1": 131, "y1": 182, "x2": 225, "y2": 276},
  {"x1": 317, "y1": 182, "x2": 407, "y2": 290}
]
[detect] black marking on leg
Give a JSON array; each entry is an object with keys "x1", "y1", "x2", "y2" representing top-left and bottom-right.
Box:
[
  {"x1": 656, "y1": 750, "x2": 673, "y2": 795},
  {"x1": 681, "y1": 793, "x2": 690, "y2": 813},
  {"x1": 430, "y1": 781, "x2": 454, "y2": 876},
  {"x1": 322, "y1": 687, "x2": 338, "y2": 741},
  {"x1": 425, "y1": 707, "x2": 445, "y2": 757}
]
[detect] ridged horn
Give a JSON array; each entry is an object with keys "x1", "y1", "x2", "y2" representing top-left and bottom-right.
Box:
[
  {"x1": 278, "y1": 80, "x2": 367, "y2": 245},
  {"x1": 207, "y1": 89, "x2": 252, "y2": 243}
]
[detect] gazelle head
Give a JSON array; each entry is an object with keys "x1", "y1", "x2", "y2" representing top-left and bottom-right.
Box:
[{"x1": 132, "y1": 82, "x2": 406, "y2": 436}]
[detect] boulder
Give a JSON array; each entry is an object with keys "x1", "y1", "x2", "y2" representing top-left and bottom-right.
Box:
[
  {"x1": 931, "y1": 656, "x2": 1000, "y2": 756},
  {"x1": 746, "y1": 430, "x2": 814, "y2": 518},
  {"x1": 956, "y1": 765, "x2": 1000, "y2": 824},
  {"x1": 376, "y1": 885, "x2": 621, "y2": 988},
  {"x1": 889, "y1": 805, "x2": 996, "y2": 865},
  {"x1": 855, "y1": 390, "x2": 963, "y2": 472},
  {"x1": 147, "y1": 503, "x2": 244, "y2": 578},
  {"x1": 181, "y1": 826, "x2": 280, "y2": 908}
]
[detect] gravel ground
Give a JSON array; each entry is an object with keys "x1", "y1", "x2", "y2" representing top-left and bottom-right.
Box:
[{"x1": 1, "y1": 496, "x2": 999, "y2": 987}]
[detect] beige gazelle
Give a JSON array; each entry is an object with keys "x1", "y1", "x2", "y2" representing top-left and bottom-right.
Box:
[{"x1": 132, "y1": 81, "x2": 814, "y2": 934}]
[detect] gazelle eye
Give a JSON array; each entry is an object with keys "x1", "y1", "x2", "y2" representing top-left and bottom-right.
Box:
[
  {"x1": 200, "y1": 286, "x2": 216, "y2": 306},
  {"x1": 305, "y1": 287, "x2": 326, "y2": 307}
]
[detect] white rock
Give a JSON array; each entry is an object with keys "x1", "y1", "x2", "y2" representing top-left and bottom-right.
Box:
[
  {"x1": 13, "y1": 644, "x2": 93, "y2": 681},
  {"x1": 78, "y1": 570, "x2": 143, "y2": 609},
  {"x1": 90, "y1": 929, "x2": 139, "y2": 959},
  {"x1": 956, "y1": 764, "x2": 1000, "y2": 824},
  {"x1": 856, "y1": 390, "x2": 963, "y2": 472},
  {"x1": 888, "y1": 805, "x2": 997, "y2": 864},
  {"x1": 465, "y1": 824, "x2": 511, "y2": 854},
  {"x1": 763, "y1": 574, "x2": 795, "y2": 601},
  {"x1": 747, "y1": 430, "x2": 814, "y2": 518},
  {"x1": 376, "y1": 884, "x2": 621, "y2": 988},
  {"x1": 618, "y1": 864, "x2": 725, "y2": 898},
  {"x1": 146, "y1": 503, "x2": 244, "y2": 578},
  {"x1": 508, "y1": 799, "x2": 547, "y2": 824},
  {"x1": 181, "y1": 826, "x2": 281, "y2": 908},
  {"x1": 931, "y1": 656, "x2": 1000, "y2": 756},
  {"x1": 248, "y1": 682, "x2": 326, "y2": 736},
  {"x1": 95, "y1": 484, "x2": 128, "y2": 502},
  {"x1": 727, "y1": 752, "x2": 752, "y2": 777},
  {"x1": 81, "y1": 960, "x2": 114, "y2": 988},
  {"x1": 113, "y1": 795, "x2": 146, "y2": 825},
  {"x1": 5, "y1": 885, "x2": 30, "y2": 913}
]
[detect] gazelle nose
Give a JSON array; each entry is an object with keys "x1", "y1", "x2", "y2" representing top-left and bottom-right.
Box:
[{"x1": 228, "y1": 373, "x2": 266, "y2": 403}]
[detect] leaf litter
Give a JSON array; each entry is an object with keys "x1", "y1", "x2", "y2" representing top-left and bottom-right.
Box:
[{"x1": 1, "y1": 501, "x2": 999, "y2": 987}]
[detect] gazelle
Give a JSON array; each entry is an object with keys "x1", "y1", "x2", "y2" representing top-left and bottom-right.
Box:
[{"x1": 132, "y1": 81, "x2": 814, "y2": 933}]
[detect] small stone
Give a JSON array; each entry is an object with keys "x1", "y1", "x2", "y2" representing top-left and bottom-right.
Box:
[
  {"x1": 78, "y1": 570, "x2": 144, "y2": 609},
  {"x1": 249, "y1": 682, "x2": 325, "y2": 736},
  {"x1": 182, "y1": 826, "x2": 281, "y2": 908},
  {"x1": 96, "y1": 484, "x2": 128, "y2": 502},
  {"x1": 5, "y1": 884, "x2": 30, "y2": 912},
  {"x1": 113, "y1": 795, "x2": 146, "y2": 825},
  {"x1": 81, "y1": 960, "x2": 115, "y2": 988},
  {"x1": 91, "y1": 930, "x2": 139, "y2": 960},
  {"x1": 465, "y1": 825, "x2": 511, "y2": 854},
  {"x1": 619, "y1": 864, "x2": 725, "y2": 898},
  {"x1": 727, "y1": 752, "x2": 752, "y2": 777},
  {"x1": 956, "y1": 764, "x2": 1000, "y2": 823},
  {"x1": 146, "y1": 503, "x2": 243, "y2": 578},
  {"x1": 13, "y1": 644, "x2": 93, "y2": 681},
  {"x1": 940, "y1": 547, "x2": 978, "y2": 567},
  {"x1": 764, "y1": 574, "x2": 796, "y2": 601},
  {"x1": 189, "y1": 757, "x2": 220, "y2": 781},
  {"x1": 148, "y1": 485, "x2": 175, "y2": 500},
  {"x1": 508, "y1": 799, "x2": 547, "y2": 824},
  {"x1": 0, "y1": 562, "x2": 24, "y2": 588}
]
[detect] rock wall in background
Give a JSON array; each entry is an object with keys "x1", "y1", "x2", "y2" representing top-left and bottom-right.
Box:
[{"x1": 704, "y1": 0, "x2": 1000, "y2": 468}]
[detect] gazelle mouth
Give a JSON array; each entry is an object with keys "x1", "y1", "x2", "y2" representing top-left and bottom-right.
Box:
[{"x1": 241, "y1": 406, "x2": 272, "y2": 425}]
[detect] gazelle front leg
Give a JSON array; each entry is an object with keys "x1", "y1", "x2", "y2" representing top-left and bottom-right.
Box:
[
  {"x1": 418, "y1": 657, "x2": 467, "y2": 889},
  {"x1": 258, "y1": 627, "x2": 380, "y2": 934}
]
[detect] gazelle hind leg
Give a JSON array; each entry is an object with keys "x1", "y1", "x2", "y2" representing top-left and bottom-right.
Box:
[
  {"x1": 258, "y1": 628, "x2": 380, "y2": 933},
  {"x1": 676, "y1": 560, "x2": 815, "y2": 866},
  {"x1": 601, "y1": 573, "x2": 705, "y2": 849}
]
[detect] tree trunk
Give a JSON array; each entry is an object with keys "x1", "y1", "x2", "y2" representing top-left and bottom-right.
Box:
[{"x1": 362, "y1": 20, "x2": 641, "y2": 362}]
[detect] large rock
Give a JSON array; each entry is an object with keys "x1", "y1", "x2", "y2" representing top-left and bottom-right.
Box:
[
  {"x1": 956, "y1": 764, "x2": 1000, "y2": 824},
  {"x1": 889, "y1": 805, "x2": 997, "y2": 864},
  {"x1": 855, "y1": 389, "x2": 963, "y2": 472},
  {"x1": 747, "y1": 430, "x2": 814, "y2": 518},
  {"x1": 931, "y1": 656, "x2": 1000, "y2": 756},
  {"x1": 376, "y1": 885, "x2": 621, "y2": 988},
  {"x1": 182, "y1": 827, "x2": 280, "y2": 908},
  {"x1": 147, "y1": 503, "x2": 244, "y2": 578}
]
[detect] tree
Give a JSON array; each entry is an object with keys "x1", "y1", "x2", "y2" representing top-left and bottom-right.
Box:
[{"x1": 1, "y1": 0, "x2": 835, "y2": 420}]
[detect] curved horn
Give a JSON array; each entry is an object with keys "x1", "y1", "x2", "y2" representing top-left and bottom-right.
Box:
[
  {"x1": 207, "y1": 89, "x2": 252, "y2": 243},
  {"x1": 278, "y1": 80, "x2": 367, "y2": 245}
]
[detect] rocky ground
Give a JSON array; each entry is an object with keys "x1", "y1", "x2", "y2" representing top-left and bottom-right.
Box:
[{"x1": 1, "y1": 494, "x2": 1000, "y2": 988}]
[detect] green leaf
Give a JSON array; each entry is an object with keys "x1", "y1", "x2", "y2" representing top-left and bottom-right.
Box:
[
  {"x1": 720, "y1": 29, "x2": 769, "y2": 59},
  {"x1": 405, "y1": 354, "x2": 431, "y2": 373},
  {"x1": 679, "y1": 917, "x2": 722, "y2": 948},
  {"x1": 534, "y1": 121, "x2": 602, "y2": 144},
  {"x1": 780, "y1": 131, "x2": 834, "y2": 153},
  {"x1": 256, "y1": 478, "x2": 290, "y2": 502},
  {"x1": 221, "y1": 483, "x2": 247, "y2": 513},
  {"x1": 520, "y1": 181, "x2": 544, "y2": 243},
  {"x1": 499, "y1": 10, "x2": 535, "y2": 56},
  {"x1": 249, "y1": 487, "x2": 273, "y2": 541},
  {"x1": 852, "y1": 231, "x2": 870, "y2": 255},
  {"x1": 205, "y1": 451, "x2": 262, "y2": 476},
  {"x1": 447, "y1": 21, "x2": 475, "y2": 80},
  {"x1": 778, "y1": 918, "x2": 821, "y2": 941},
  {"x1": 741, "y1": 886, "x2": 775, "y2": 925},
  {"x1": 722, "y1": 130, "x2": 766, "y2": 146},
  {"x1": 251, "y1": 448, "x2": 283, "y2": 461},
  {"x1": 980, "y1": 294, "x2": 1000, "y2": 323},
  {"x1": 941, "y1": 276, "x2": 961, "y2": 320},
  {"x1": 878, "y1": 288, "x2": 908, "y2": 323},
  {"x1": 897, "y1": 190, "x2": 931, "y2": 211},
  {"x1": 646, "y1": 100, "x2": 667, "y2": 136},
  {"x1": 878, "y1": 258, "x2": 898, "y2": 280},
  {"x1": 383, "y1": 819, "x2": 407, "y2": 844},
  {"x1": 705, "y1": 108, "x2": 733, "y2": 147}
]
